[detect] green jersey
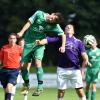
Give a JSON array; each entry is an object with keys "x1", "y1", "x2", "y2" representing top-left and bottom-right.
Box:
[
  {"x1": 24, "y1": 10, "x2": 64, "y2": 43},
  {"x1": 87, "y1": 48, "x2": 100, "y2": 68}
]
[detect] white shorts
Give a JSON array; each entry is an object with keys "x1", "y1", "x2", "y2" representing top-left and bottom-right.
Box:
[{"x1": 57, "y1": 67, "x2": 83, "y2": 90}]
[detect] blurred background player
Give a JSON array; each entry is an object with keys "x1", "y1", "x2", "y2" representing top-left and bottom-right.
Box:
[
  {"x1": 36, "y1": 24, "x2": 88, "y2": 100},
  {"x1": 17, "y1": 10, "x2": 66, "y2": 96},
  {"x1": 83, "y1": 35, "x2": 100, "y2": 100},
  {"x1": 18, "y1": 38, "x2": 32, "y2": 95},
  {"x1": 0, "y1": 33, "x2": 22, "y2": 100},
  {"x1": 11, "y1": 38, "x2": 32, "y2": 99}
]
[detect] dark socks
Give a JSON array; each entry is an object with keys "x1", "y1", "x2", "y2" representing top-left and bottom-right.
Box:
[{"x1": 5, "y1": 93, "x2": 11, "y2": 100}]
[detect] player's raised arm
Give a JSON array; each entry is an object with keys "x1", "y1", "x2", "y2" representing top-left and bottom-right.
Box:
[
  {"x1": 59, "y1": 34, "x2": 66, "y2": 53},
  {"x1": 17, "y1": 10, "x2": 40, "y2": 38},
  {"x1": 36, "y1": 36, "x2": 61, "y2": 45},
  {"x1": 17, "y1": 21, "x2": 31, "y2": 38},
  {"x1": 36, "y1": 39, "x2": 48, "y2": 45}
]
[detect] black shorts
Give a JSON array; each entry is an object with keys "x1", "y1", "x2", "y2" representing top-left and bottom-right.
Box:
[{"x1": 0, "y1": 68, "x2": 19, "y2": 88}]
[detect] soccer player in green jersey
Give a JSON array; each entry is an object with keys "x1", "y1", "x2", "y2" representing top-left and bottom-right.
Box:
[
  {"x1": 17, "y1": 10, "x2": 66, "y2": 96},
  {"x1": 83, "y1": 35, "x2": 100, "y2": 100}
]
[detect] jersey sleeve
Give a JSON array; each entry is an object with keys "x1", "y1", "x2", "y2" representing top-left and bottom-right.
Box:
[
  {"x1": 28, "y1": 10, "x2": 43, "y2": 24},
  {"x1": 47, "y1": 36, "x2": 60, "y2": 43},
  {"x1": 56, "y1": 24, "x2": 64, "y2": 35},
  {"x1": 45, "y1": 24, "x2": 64, "y2": 36},
  {"x1": 78, "y1": 40, "x2": 86, "y2": 53}
]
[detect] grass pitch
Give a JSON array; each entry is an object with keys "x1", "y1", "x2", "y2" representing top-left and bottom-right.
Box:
[{"x1": 0, "y1": 88, "x2": 100, "y2": 100}]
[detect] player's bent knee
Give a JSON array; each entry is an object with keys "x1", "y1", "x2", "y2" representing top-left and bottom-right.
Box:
[{"x1": 6, "y1": 83, "x2": 14, "y2": 93}]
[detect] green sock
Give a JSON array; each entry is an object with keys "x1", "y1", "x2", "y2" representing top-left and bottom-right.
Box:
[
  {"x1": 21, "y1": 67, "x2": 29, "y2": 85},
  {"x1": 91, "y1": 90, "x2": 96, "y2": 100},
  {"x1": 36, "y1": 67, "x2": 43, "y2": 90},
  {"x1": 86, "y1": 90, "x2": 89, "y2": 100}
]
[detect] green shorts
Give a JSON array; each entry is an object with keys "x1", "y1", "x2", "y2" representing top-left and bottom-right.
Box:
[
  {"x1": 21, "y1": 43, "x2": 45, "y2": 63},
  {"x1": 85, "y1": 67, "x2": 100, "y2": 83}
]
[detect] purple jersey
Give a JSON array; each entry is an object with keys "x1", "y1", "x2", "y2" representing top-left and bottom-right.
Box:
[{"x1": 47, "y1": 34, "x2": 86, "y2": 69}]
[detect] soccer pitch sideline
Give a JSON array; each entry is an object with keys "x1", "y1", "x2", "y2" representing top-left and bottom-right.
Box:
[{"x1": 0, "y1": 88, "x2": 100, "y2": 100}]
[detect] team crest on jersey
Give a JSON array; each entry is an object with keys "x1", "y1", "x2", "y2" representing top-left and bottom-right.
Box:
[
  {"x1": 39, "y1": 25, "x2": 44, "y2": 32},
  {"x1": 66, "y1": 43, "x2": 73, "y2": 49}
]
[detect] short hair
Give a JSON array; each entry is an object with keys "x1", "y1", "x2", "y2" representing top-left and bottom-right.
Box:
[
  {"x1": 53, "y1": 12, "x2": 64, "y2": 23},
  {"x1": 18, "y1": 37, "x2": 24, "y2": 43},
  {"x1": 8, "y1": 33, "x2": 17, "y2": 38}
]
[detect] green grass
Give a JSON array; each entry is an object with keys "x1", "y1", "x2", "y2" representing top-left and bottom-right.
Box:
[{"x1": 1, "y1": 88, "x2": 100, "y2": 100}]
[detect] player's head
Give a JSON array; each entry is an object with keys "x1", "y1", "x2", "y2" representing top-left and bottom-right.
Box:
[
  {"x1": 8, "y1": 33, "x2": 17, "y2": 45},
  {"x1": 65, "y1": 24, "x2": 74, "y2": 35},
  {"x1": 18, "y1": 38, "x2": 25, "y2": 48},
  {"x1": 46, "y1": 12, "x2": 63, "y2": 24}
]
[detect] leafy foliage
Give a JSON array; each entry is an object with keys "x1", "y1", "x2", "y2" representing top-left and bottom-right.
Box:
[{"x1": 0, "y1": 0, "x2": 100, "y2": 65}]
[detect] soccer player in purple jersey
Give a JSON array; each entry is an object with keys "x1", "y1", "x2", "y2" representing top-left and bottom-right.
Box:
[{"x1": 36, "y1": 24, "x2": 89, "y2": 100}]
